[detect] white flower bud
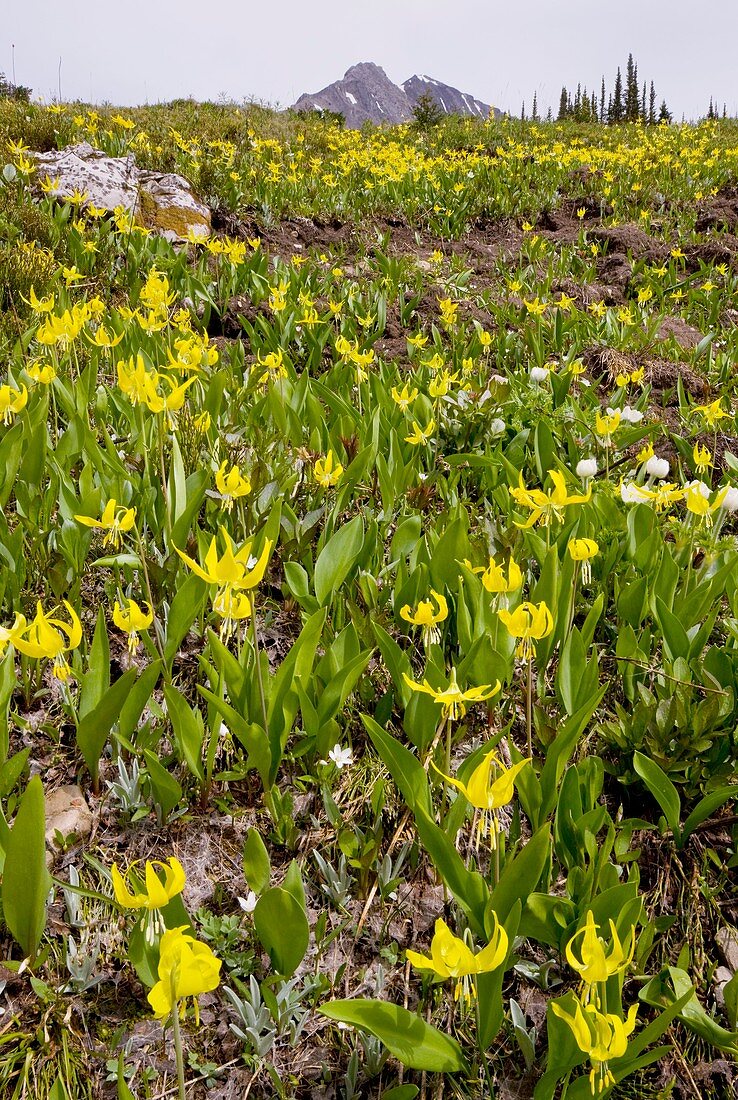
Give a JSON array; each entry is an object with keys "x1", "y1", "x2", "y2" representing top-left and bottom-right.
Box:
[
  {"x1": 721, "y1": 486, "x2": 738, "y2": 512},
  {"x1": 645, "y1": 456, "x2": 670, "y2": 479},
  {"x1": 576, "y1": 458, "x2": 598, "y2": 479},
  {"x1": 529, "y1": 366, "x2": 550, "y2": 383}
]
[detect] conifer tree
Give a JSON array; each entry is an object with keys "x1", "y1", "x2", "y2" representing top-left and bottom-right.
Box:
[
  {"x1": 610, "y1": 68, "x2": 623, "y2": 123},
  {"x1": 649, "y1": 82, "x2": 656, "y2": 125},
  {"x1": 531, "y1": 91, "x2": 539, "y2": 121},
  {"x1": 658, "y1": 99, "x2": 672, "y2": 124},
  {"x1": 641, "y1": 81, "x2": 647, "y2": 121},
  {"x1": 558, "y1": 86, "x2": 569, "y2": 121},
  {"x1": 600, "y1": 77, "x2": 606, "y2": 122}
]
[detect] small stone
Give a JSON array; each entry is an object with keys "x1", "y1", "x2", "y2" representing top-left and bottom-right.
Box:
[
  {"x1": 45, "y1": 784, "x2": 93, "y2": 858},
  {"x1": 716, "y1": 926, "x2": 738, "y2": 972}
]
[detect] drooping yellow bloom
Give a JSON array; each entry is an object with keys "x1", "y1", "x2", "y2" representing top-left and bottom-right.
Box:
[
  {"x1": 26, "y1": 361, "x2": 57, "y2": 385},
  {"x1": 405, "y1": 418, "x2": 435, "y2": 445},
  {"x1": 684, "y1": 482, "x2": 727, "y2": 526},
  {"x1": 478, "y1": 557, "x2": 523, "y2": 596},
  {"x1": 75, "y1": 499, "x2": 136, "y2": 549},
  {"x1": 551, "y1": 996, "x2": 638, "y2": 1096},
  {"x1": 498, "y1": 601, "x2": 554, "y2": 661},
  {"x1": 215, "y1": 461, "x2": 251, "y2": 511},
  {"x1": 428, "y1": 369, "x2": 459, "y2": 399},
  {"x1": 175, "y1": 530, "x2": 271, "y2": 637},
  {"x1": 437, "y1": 298, "x2": 459, "y2": 327},
  {"x1": 314, "y1": 450, "x2": 344, "y2": 488},
  {"x1": 433, "y1": 747, "x2": 530, "y2": 848},
  {"x1": 510, "y1": 471, "x2": 590, "y2": 529},
  {"x1": 693, "y1": 399, "x2": 730, "y2": 429},
  {"x1": 400, "y1": 589, "x2": 448, "y2": 648},
  {"x1": 566, "y1": 911, "x2": 636, "y2": 998},
  {"x1": 595, "y1": 410, "x2": 621, "y2": 444},
  {"x1": 148, "y1": 926, "x2": 222, "y2": 1019},
  {"x1": 113, "y1": 598, "x2": 154, "y2": 654},
  {"x1": 391, "y1": 382, "x2": 419, "y2": 411},
  {"x1": 24, "y1": 286, "x2": 55, "y2": 313},
  {"x1": 693, "y1": 443, "x2": 712, "y2": 474},
  {"x1": 0, "y1": 614, "x2": 28, "y2": 656},
  {"x1": 112, "y1": 856, "x2": 186, "y2": 911},
  {"x1": 402, "y1": 667, "x2": 499, "y2": 721},
  {"x1": 0, "y1": 383, "x2": 28, "y2": 426},
  {"x1": 568, "y1": 538, "x2": 599, "y2": 584},
  {"x1": 13, "y1": 601, "x2": 83, "y2": 681},
  {"x1": 407, "y1": 915, "x2": 508, "y2": 1004}
]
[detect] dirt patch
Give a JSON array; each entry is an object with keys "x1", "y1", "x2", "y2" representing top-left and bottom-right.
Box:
[
  {"x1": 656, "y1": 316, "x2": 705, "y2": 350},
  {"x1": 646, "y1": 359, "x2": 709, "y2": 404},
  {"x1": 588, "y1": 222, "x2": 669, "y2": 264}
]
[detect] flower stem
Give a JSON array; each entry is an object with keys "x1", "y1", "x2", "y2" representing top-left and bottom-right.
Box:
[
  {"x1": 170, "y1": 1003, "x2": 186, "y2": 1100},
  {"x1": 251, "y1": 596, "x2": 269, "y2": 731},
  {"x1": 526, "y1": 654, "x2": 533, "y2": 758}
]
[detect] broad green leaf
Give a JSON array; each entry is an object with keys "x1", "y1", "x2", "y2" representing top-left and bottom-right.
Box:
[
  {"x1": 79, "y1": 607, "x2": 110, "y2": 720},
  {"x1": 633, "y1": 751, "x2": 681, "y2": 842},
  {"x1": 143, "y1": 749, "x2": 182, "y2": 821},
  {"x1": 253, "y1": 887, "x2": 309, "y2": 976},
  {"x1": 314, "y1": 515, "x2": 364, "y2": 605},
  {"x1": 164, "y1": 572, "x2": 207, "y2": 664},
  {"x1": 2, "y1": 776, "x2": 51, "y2": 960},
  {"x1": 163, "y1": 684, "x2": 205, "y2": 783},
  {"x1": 77, "y1": 668, "x2": 138, "y2": 788},
  {"x1": 682, "y1": 785, "x2": 736, "y2": 841},
  {"x1": 243, "y1": 828, "x2": 271, "y2": 895},
  {"x1": 320, "y1": 999, "x2": 466, "y2": 1073},
  {"x1": 490, "y1": 825, "x2": 551, "y2": 923}
]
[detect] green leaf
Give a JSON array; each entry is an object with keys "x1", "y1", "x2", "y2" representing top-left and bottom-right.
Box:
[
  {"x1": 253, "y1": 887, "x2": 309, "y2": 976},
  {"x1": 243, "y1": 828, "x2": 271, "y2": 895},
  {"x1": 654, "y1": 595, "x2": 690, "y2": 662},
  {"x1": 682, "y1": 785, "x2": 736, "y2": 841},
  {"x1": 79, "y1": 607, "x2": 110, "y2": 720},
  {"x1": 2, "y1": 776, "x2": 51, "y2": 960},
  {"x1": 314, "y1": 516, "x2": 364, "y2": 605},
  {"x1": 77, "y1": 668, "x2": 138, "y2": 788},
  {"x1": 163, "y1": 684, "x2": 205, "y2": 783},
  {"x1": 633, "y1": 751, "x2": 681, "y2": 843},
  {"x1": 362, "y1": 715, "x2": 432, "y2": 817},
  {"x1": 143, "y1": 749, "x2": 182, "y2": 821},
  {"x1": 117, "y1": 660, "x2": 162, "y2": 747},
  {"x1": 320, "y1": 999, "x2": 467, "y2": 1073},
  {"x1": 490, "y1": 825, "x2": 551, "y2": 923},
  {"x1": 0, "y1": 650, "x2": 16, "y2": 765},
  {"x1": 164, "y1": 572, "x2": 207, "y2": 664}
]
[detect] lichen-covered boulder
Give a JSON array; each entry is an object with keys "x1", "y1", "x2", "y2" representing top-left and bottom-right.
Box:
[{"x1": 31, "y1": 142, "x2": 210, "y2": 241}]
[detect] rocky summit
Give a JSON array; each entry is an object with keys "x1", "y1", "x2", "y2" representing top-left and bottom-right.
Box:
[{"x1": 292, "y1": 61, "x2": 498, "y2": 127}]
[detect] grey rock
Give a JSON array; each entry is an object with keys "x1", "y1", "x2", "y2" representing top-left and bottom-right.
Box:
[
  {"x1": 716, "y1": 925, "x2": 738, "y2": 972},
  {"x1": 45, "y1": 784, "x2": 93, "y2": 864},
  {"x1": 31, "y1": 142, "x2": 210, "y2": 241}
]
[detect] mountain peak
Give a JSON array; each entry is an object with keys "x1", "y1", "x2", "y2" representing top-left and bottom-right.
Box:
[{"x1": 293, "y1": 62, "x2": 499, "y2": 128}]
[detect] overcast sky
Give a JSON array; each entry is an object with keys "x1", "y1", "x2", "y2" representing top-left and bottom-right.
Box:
[{"x1": 4, "y1": 1, "x2": 737, "y2": 122}]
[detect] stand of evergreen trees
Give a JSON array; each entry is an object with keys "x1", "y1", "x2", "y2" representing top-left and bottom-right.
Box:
[
  {"x1": 0, "y1": 73, "x2": 31, "y2": 102},
  {"x1": 522, "y1": 54, "x2": 671, "y2": 124}
]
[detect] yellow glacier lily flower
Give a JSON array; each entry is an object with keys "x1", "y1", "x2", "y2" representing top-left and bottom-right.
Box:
[
  {"x1": 407, "y1": 915, "x2": 508, "y2": 1004},
  {"x1": 314, "y1": 450, "x2": 344, "y2": 488},
  {"x1": 75, "y1": 499, "x2": 136, "y2": 549},
  {"x1": 147, "y1": 926, "x2": 222, "y2": 1020},
  {"x1": 112, "y1": 856, "x2": 186, "y2": 912},
  {"x1": 566, "y1": 910, "x2": 636, "y2": 997},
  {"x1": 568, "y1": 538, "x2": 599, "y2": 584},
  {"x1": 551, "y1": 995, "x2": 638, "y2": 1095},
  {"x1": 215, "y1": 461, "x2": 251, "y2": 511},
  {"x1": 405, "y1": 418, "x2": 435, "y2": 445},
  {"x1": 113, "y1": 597, "x2": 154, "y2": 654},
  {"x1": 433, "y1": 746, "x2": 530, "y2": 848},
  {"x1": 510, "y1": 471, "x2": 590, "y2": 528},
  {"x1": 498, "y1": 601, "x2": 553, "y2": 662},
  {"x1": 402, "y1": 667, "x2": 499, "y2": 721},
  {"x1": 13, "y1": 600, "x2": 82, "y2": 681},
  {"x1": 478, "y1": 556, "x2": 523, "y2": 596},
  {"x1": 0, "y1": 383, "x2": 28, "y2": 426},
  {"x1": 400, "y1": 589, "x2": 448, "y2": 648}
]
